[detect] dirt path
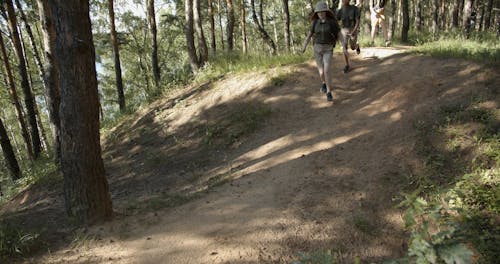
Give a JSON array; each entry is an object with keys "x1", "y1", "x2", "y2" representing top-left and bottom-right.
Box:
[{"x1": 6, "y1": 47, "x2": 499, "y2": 264}]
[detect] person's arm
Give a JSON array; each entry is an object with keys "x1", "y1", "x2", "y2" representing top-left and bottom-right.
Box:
[
  {"x1": 351, "y1": 8, "x2": 360, "y2": 35},
  {"x1": 351, "y1": 17, "x2": 360, "y2": 35},
  {"x1": 302, "y1": 31, "x2": 313, "y2": 53},
  {"x1": 302, "y1": 20, "x2": 315, "y2": 53}
]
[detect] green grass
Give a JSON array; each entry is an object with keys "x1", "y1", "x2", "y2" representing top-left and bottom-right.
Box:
[
  {"x1": 194, "y1": 52, "x2": 309, "y2": 83},
  {"x1": 0, "y1": 221, "x2": 39, "y2": 260},
  {"x1": 0, "y1": 154, "x2": 61, "y2": 206},
  {"x1": 396, "y1": 92, "x2": 499, "y2": 263},
  {"x1": 352, "y1": 214, "x2": 379, "y2": 236},
  {"x1": 408, "y1": 31, "x2": 500, "y2": 64}
]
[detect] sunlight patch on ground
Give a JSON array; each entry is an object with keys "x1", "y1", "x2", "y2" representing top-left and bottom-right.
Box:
[
  {"x1": 361, "y1": 47, "x2": 406, "y2": 59},
  {"x1": 233, "y1": 130, "x2": 371, "y2": 175},
  {"x1": 264, "y1": 93, "x2": 302, "y2": 103},
  {"x1": 390, "y1": 111, "x2": 403, "y2": 121},
  {"x1": 357, "y1": 88, "x2": 408, "y2": 117}
]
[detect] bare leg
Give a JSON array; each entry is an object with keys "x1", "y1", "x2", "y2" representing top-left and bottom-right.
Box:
[{"x1": 322, "y1": 52, "x2": 333, "y2": 92}]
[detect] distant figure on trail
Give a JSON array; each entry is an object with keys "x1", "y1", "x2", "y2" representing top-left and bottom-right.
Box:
[
  {"x1": 336, "y1": 0, "x2": 361, "y2": 74},
  {"x1": 301, "y1": 2, "x2": 340, "y2": 102},
  {"x1": 370, "y1": 0, "x2": 390, "y2": 46}
]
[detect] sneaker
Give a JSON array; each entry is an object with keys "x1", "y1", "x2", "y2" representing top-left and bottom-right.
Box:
[
  {"x1": 321, "y1": 83, "x2": 327, "y2": 93},
  {"x1": 343, "y1": 65, "x2": 350, "y2": 74},
  {"x1": 326, "y1": 91, "x2": 333, "y2": 102},
  {"x1": 356, "y1": 46, "x2": 360, "y2": 55}
]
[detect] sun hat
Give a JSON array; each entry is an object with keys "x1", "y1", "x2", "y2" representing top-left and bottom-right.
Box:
[{"x1": 314, "y1": 2, "x2": 334, "y2": 16}]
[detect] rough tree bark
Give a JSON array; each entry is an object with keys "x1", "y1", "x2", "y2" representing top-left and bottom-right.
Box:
[
  {"x1": 185, "y1": 0, "x2": 200, "y2": 71},
  {"x1": 226, "y1": 0, "x2": 235, "y2": 50},
  {"x1": 282, "y1": 0, "x2": 290, "y2": 51},
  {"x1": 108, "y1": 0, "x2": 126, "y2": 112},
  {"x1": 0, "y1": 117, "x2": 21, "y2": 181},
  {"x1": 401, "y1": 0, "x2": 409, "y2": 42},
  {"x1": 241, "y1": 0, "x2": 248, "y2": 53},
  {"x1": 37, "y1": 0, "x2": 62, "y2": 165},
  {"x1": 4, "y1": 0, "x2": 42, "y2": 159},
  {"x1": 49, "y1": 0, "x2": 113, "y2": 224},
  {"x1": 193, "y1": 0, "x2": 208, "y2": 64},
  {"x1": 0, "y1": 24, "x2": 33, "y2": 160},
  {"x1": 208, "y1": 0, "x2": 216, "y2": 54},
  {"x1": 147, "y1": 0, "x2": 160, "y2": 88}
]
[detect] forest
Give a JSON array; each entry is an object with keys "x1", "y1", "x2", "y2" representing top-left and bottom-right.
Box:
[{"x1": 0, "y1": 0, "x2": 499, "y2": 263}]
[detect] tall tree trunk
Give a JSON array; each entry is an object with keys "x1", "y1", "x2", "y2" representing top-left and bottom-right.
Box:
[
  {"x1": 0, "y1": 25, "x2": 33, "y2": 160},
  {"x1": 0, "y1": 117, "x2": 21, "y2": 181},
  {"x1": 37, "y1": 0, "x2": 61, "y2": 165},
  {"x1": 49, "y1": 0, "x2": 113, "y2": 224},
  {"x1": 15, "y1": 0, "x2": 47, "y2": 103},
  {"x1": 226, "y1": 0, "x2": 235, "y2": 50},
  {"x1": 401, "y1": 0, "x2": 409, "y2": 42},
  {"x1": 240, "y1": 0, "x2": 248, "y2": 53},
  {"x1": 259, "y1": 0, "x2": 264, "y2": 29},
  {"x1": 4, "y1": 0, "x2": 42, "y2": 159},
  {"x1": 388, "y1": 0, "x2": 397, "y2": 40},
  {"x1": 208, "y1": 0, "x2": 216, "y2": 54},
  {"x1": 217, "y1": 0, "x2": 225, "y2": 50},
  {"x1": 34, "y1": 98, "x2": 49, "y2": 151},
  {"x1": 478, "y1": 3, "x2": 485, "y2": 31},
  {"x1": 463, "y1": 0, "x2": 474, "y2": 36},
  {"x1": 440, "y1": 0, "x2": 447, "y2": 30},
  {"x1": 415, "y1": 0, "x2": 422, "y2": 31},
  {"x1": 251, "y1": 0, "x2": 276, "y2": 54},
  {"x1": 108, "y1": 0, "x2": 125, "y2": 112},
  {"x1": 282, "y1": 0, "x2": 290, "y2": 51},
  {"x1": 20, "y1": 32, "x2": 50, "y2": 153},
  {"x1": 363, "y1": 0, "x2": 370, "y2": 37},
  {"x1": 484, "y1": 0, "x2": 493, "y2": 30},
  {"x1": 185, "y1": 0, "x2": 200, "y2": 71},
  {"x1": 147, "y1": 0, "x2": 160, "y2": 88},
  {"x1": 194, "y1": 0, "x2": 208, "y2": 64},
  {"x1": 2, "y1": 108, "x2": 24, "y2": 163},
  {"x1": 433, "y1": 0, "x2": 439, "y2": 34},
  {"x1": 453, "y1": 0, "x2": 460, "y2": 27}
]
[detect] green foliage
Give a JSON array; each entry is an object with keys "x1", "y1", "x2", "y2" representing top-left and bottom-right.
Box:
[
  {"x1": 409, "y1": 31, "x2": 500, "y2": 64},
  {"x1": 397, "y1": 94, "x2": 499, "y2": 263},
  {"x1": 296, "y1": 249, "x2": 337, "y2": 264},
  {"x1": 352, "y1": 214, "x2": 378, "y2": 236},
  {"x1": 194, "y1": 52, "x2": 309, "y2": 84},
  {"x1": 0, "y1": 154, "x2": 61, "y2": 206},
  {"x1": 0, "y1": 221, "x2": 39, "y2": 259},
  {"x1": 70, "y1": 229, "x2": 96, "y2": 249},
  {"x1": 398, "y1": 193, "x2": 474, "y2": 264}
]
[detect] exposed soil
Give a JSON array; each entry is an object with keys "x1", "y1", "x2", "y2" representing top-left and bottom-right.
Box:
[{"x1": 2, "y1": 47, "x2": 498, "y2": 264}]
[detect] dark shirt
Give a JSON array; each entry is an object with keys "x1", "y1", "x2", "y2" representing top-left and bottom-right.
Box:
[
  {"x1": 336, "y1": 5, "x2": 360, "y2": 29},
  {"x1": 311, "y1": 17, "x2": 338, "y2": 45}
]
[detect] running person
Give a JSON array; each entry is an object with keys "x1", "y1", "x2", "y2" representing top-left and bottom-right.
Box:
[
  {"x1": 302, "y1": 2, "x2": 340, "y2": 102},
  {"x1": 336, "y1": 0, "x2": 361, "y2": 74}
]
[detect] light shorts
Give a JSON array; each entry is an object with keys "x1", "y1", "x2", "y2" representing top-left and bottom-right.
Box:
[
  {"x1": 339, "y1": 28, "x2": 358, "y2": 50},
  {"x1": 313, "y1": 43, "x2": 334, "y2": 68}
]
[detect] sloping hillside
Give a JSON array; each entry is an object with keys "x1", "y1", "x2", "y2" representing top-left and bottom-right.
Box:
[{"x1": 3, "y1": 47, "x2": 499, "y2": 263}]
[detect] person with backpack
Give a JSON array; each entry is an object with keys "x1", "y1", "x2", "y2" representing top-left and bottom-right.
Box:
[
  {"x1": 370, "y1": 0, "x2": 390, "y2": 46},
  {"x1": 301, "y1": 2, "x2": 340, "y2": 102},
  {"x1": 336, "y1": 0, "x2": 361, "y2": 74}
]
